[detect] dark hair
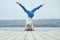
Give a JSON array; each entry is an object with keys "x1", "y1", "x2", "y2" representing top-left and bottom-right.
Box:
[{"x1": 27, "y1": 24, "x2": 30, "y2": 26}]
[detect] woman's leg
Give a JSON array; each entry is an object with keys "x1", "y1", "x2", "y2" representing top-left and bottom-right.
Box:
[
  {"x1": 16, "y1": 2, "x2": 29, "y2": 14},
  {"x1": 19, "y1": 3, "x2": 30, "y2": 14},
  {"x1": 31, "y1": 4, "x2": 44, "y2": 13}
]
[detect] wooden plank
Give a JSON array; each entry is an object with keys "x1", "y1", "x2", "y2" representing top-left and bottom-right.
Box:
[
  {"x1": 0, "y1": 30, "x2": 60, "y2": 40},
  {"x1": 34, "y1": 31, "x2": 47, "y2": 40},
  {"x1": 46, "y1": 31, "x2": 60, "y2": 40},
  {"x1": 0, "y1": 31, "x2": 15, "y2": 40},
  {"x1": 5, "y1": 31, "x2": 25, "y2": 40},
  {"x1": 32, "y1": 31, "x2": 45, "y2": 40},
  {"x1": 11, "y1": 31, "x2": 27, "y2": 40},
  {"x1": 38, "y1": 31, "x2": 60, "y2": 40},
  {"x1": 26, "y1": 31, "x2": 34, "y2": 40}
]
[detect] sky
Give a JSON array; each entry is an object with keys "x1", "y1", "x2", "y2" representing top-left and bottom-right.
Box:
[{"x1": 0, "y1": 0, "x2": 60, "y2": 20}]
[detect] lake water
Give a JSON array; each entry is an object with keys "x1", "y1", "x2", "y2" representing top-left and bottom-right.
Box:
[{"x1": 0, "y1": 27, "x2": 60, "y2": 31}]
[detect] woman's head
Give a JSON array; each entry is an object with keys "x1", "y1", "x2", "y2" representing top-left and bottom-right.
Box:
[{"x1": 27, "y1": 24, "x2": 31, "y2": 27}]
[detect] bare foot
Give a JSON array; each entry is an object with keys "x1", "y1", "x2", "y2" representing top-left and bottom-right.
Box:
[
  {"x1": 16, "y1": 2, "x2": 19, "y2": 4},
  {"x1": 40, "y1": 3, "x2": 44, "y2": 7}
]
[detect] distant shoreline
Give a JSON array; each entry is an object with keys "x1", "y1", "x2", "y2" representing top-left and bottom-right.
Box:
[{"x1": 0, "y1": 19, "x2": 60, "y2": 27}]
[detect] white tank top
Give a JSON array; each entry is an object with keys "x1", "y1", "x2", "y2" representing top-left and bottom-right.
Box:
[{"x1": 26, "y1": 16, "x2": 33, "y2": 25}]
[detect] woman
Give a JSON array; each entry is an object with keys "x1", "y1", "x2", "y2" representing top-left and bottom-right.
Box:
[{"x1": 16, "y1": 2, "x2": 44, "y2": 31}]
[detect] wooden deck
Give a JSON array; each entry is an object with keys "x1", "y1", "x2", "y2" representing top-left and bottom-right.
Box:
[{"x1": 0, "y1": 30, "x2": 60, "y2": 40}]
